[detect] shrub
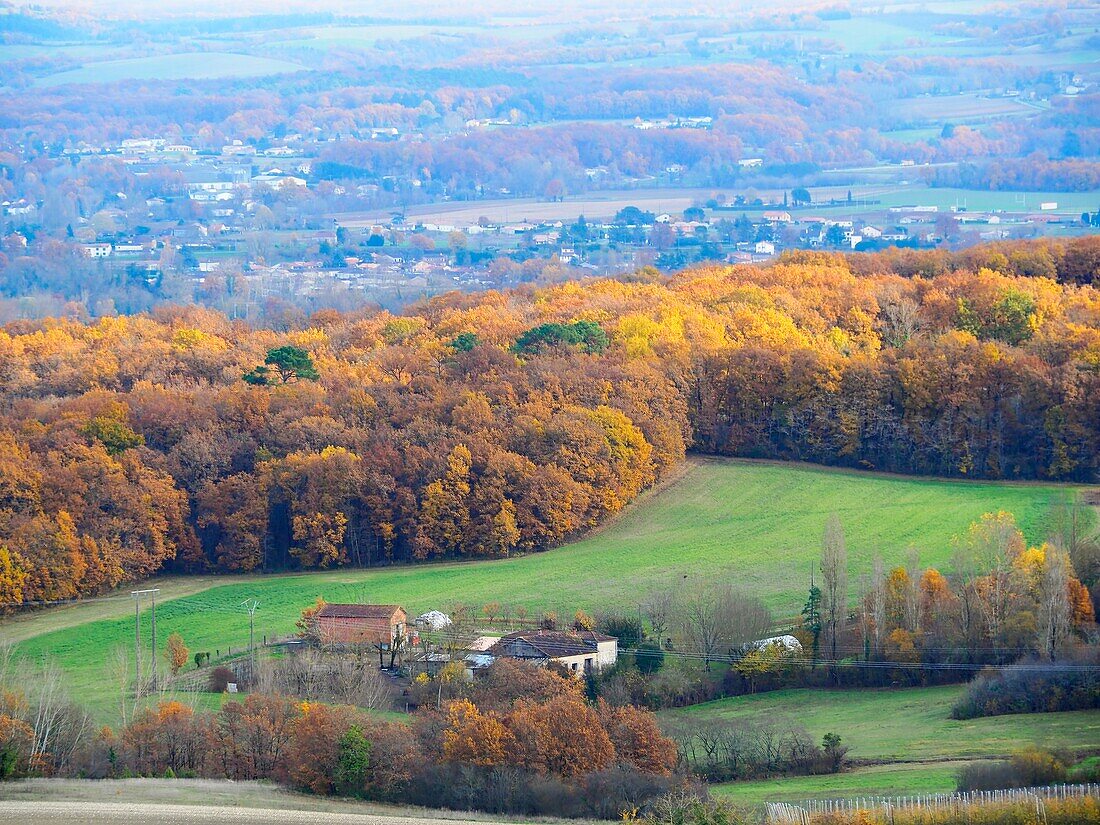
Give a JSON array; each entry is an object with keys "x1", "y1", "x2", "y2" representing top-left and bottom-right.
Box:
[
  {"x1": 334, "y1": 724, "x2": 372, "y2": 796},
  {"x1": 635, "y1": 641, "x2": 665, "y2": 674},
  {"x1": 0, "y1": 714, "x2": 33, "y2": 779},
  {"x1": 952, "y1": 650, "x2": 1100, "y2": 719},
  {"x1": 1070, "y1": 757, "x2": 1100, "y2": 783},
  {"x1": 956, "y1": 760, "x2": 1022, "y2": 792},
  {"x1": 598, "y1": 612, "x2": 645, "y2": 649},
  {"x1": 814, "y1": 797, "x2": 1100, "y2": 824},
  {"x1": 957, "y1": 748, "x2": 1067, "y2": 791},
  {"x1": 1009, "y1": 747, "x2": 1068, "y2": 787},
  {"x1": 580, "y1": 766, "x2": 681, "y2": 819},
  {"x1": 643, "y1": 791, "x2": 753, "y2": 825},
  {"x1": 208, "y1": 666, "x2": 235, "y2": 693}
]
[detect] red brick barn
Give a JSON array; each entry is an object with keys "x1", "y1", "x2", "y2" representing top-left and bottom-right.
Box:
[{"x1": 314, "y1": 604, "x2": 408, "y2": 647}]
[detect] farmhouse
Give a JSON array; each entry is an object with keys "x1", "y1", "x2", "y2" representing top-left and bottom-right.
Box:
[
  {"x1": 487, "y1": 629, "x2": 617, "y2": 677},
  {"x1": 82, "y1": 243, "x2": 113, "y2": 258},
  {"x1": 252, "y1": 171, "x2": 307, "y2": 190},
  {"x1": 315, "y1": 603, "x2": 408, "y2": 646}
]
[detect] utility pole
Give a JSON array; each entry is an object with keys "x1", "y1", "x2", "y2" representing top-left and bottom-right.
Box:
[
  {"x1": 133, "y1": 594, "x2": 141, "y2": 698},
  {"x1": 150, "y1": 589, "x2": 158, "y2": 692},
  {"x1": 130, "y1": 588, "x2": 160, "y2": 697},
  {"x1": 242, "y1": 599, "x2": 259, "y2": 687}
]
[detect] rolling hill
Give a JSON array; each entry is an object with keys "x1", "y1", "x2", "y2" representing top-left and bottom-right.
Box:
[{"x1": 4, "y1": 457, "x2": 1087, "y2": 721}]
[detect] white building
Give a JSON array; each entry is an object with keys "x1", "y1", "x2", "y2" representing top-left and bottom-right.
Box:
[
  {"x1": 486, "y1": 630, "x2": 618, "y2": 678},
  {"x1": 82, "y1": 243, "x2": 113, "y2": 258}
]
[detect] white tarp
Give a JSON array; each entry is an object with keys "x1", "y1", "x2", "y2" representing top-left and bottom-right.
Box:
[
  {"x1": 415, "y1": 610, "x2": 453, "y2": 630},
  {"x1": 750, "y1": 634, "x2": 803, "y2": 652}
]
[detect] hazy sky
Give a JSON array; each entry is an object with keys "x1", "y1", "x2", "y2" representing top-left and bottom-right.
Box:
[{"x1": 8, "y1": 0, "x2": 888, "y2": 21}]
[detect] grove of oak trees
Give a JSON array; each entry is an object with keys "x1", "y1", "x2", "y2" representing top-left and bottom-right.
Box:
[{"x1": 0, "y1": 243, "x2": 1098, "y2": 606}]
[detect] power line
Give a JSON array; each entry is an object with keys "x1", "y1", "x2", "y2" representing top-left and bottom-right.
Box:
[{"x1": 308, "y1": 617, "x2": 1088, "y2": 674}]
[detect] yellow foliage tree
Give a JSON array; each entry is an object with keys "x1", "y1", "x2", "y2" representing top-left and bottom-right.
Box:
[
  {"x1": 441, "y1": 699, "x2": 514, "y2": 767},
  {"x1": 165, "y1": 632, "x2": 189, "y2": 676}
]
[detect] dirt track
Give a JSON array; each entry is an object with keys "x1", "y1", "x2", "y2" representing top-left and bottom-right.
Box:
[
  {"x1": 0, "y1": 801, "x2": 500, "y2": 824},
  {"x1": 0, "y1": 780, "x2": 550, "y2": 825}
]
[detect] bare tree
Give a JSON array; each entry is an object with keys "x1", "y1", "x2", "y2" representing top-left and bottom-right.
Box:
[
  {"x1": 820, "y1": 514, "x2": 848, "y2": 670},
  {"x1": 437, "y1": 604, "x2": 480, "y2": 658},
  {"x1": 678, "y1": 584, "x2": 771, "y2": 671},
  {"x1": 904, "y1": 548, "x2": 921, "y2": 632},
  {"x1": 1050, "y1": 492, "x2": 1100, "y2": 586},
  {"x1": 879, "y1": 294, "x2": 921, "y2": 348},
  {"x1": 105, "y1": 645, "x2": 136, "y2": 727},
  {"x1": 25, "y1": 659, "x2": 90, "y2": 775},
  {"x1": 1049, "y1": 492, "x2": 1086, "y2": 557},
  {"x1": 641, "y1": 588, "x2": 674, "y2": 644},
  {"x1": 0, "y1": 642, "x2": 13, "y2": 687},
  {"x1": 357, "y1": 665, "x2": 390, "y2": 710},
  {"x1": 871, "y1": 555, "x2": 886, "y2": 657},
  {"x1": 955, "y1": 512, "x2": 1023, "y2": 660},
  {"x1": 333, "y1": 657, "x2": 366, "y2": 705},
  {"x1": 855, "y1": 573, "x2": 872, "y2": 661},
  {"x1": 679, "y1": 585, "x2": 724, "y2": 671},
  {"x1": 1038, "y1": 545, "x2": 1074, "y2": 660}
]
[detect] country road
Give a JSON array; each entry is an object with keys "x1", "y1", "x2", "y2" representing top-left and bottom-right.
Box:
[
  {"x1": 0, "y1": 780, "x2": 558, "y2": 825},
  {"x1": 0, "y1": 801, "x2": 510, "y2": 824}
]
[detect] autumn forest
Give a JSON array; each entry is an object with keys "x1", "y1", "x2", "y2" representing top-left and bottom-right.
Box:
[{"x1": 0, "y1": 238, "x2": 1097, "y2": 608}]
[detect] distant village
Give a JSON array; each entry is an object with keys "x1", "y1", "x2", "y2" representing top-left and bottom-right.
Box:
[{"x1": 1, "y1": 120, "x2": 1090, "y2": 313}]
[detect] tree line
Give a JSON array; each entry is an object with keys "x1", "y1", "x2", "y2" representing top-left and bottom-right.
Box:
[
  {"x1": 0, "y1": 240, "x2": 1098, "y2": 606},
  {"x1": 574, "y1": 508, "x2": 1096, "y2": 712},
  {"x1": 0, "y1": 655, "x2": 690, "y2": 819}
]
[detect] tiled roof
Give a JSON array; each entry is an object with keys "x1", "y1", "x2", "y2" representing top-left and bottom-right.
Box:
[
  {"x1": 316, "y1": 604, "x2": 404, "y2": 619},
  {"x1": 489, "y1": 629, "x2": 615, "y2": 659}
]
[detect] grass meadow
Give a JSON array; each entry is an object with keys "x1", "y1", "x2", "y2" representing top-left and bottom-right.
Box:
[
  {"x1": 713, "y1": 762, "x2": 966, "y2": 805},
  {"x1": 3, "y1": 458, "x2": 1085, "y2": 721},
  {"x1": 667, "y1": 685, "x2": 1100, "y2": 807},
  {"x1": 659, "y1": 685, "x2": 1100, "y2": 763}
]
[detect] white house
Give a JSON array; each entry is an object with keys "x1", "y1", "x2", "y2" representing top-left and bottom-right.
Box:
[
  {"x1": 486, "y1": 630, "x2": 618, "y2": 678},
  {"x1": 82, "y1": 243, "x2": 112, "y2": 258},
  {"x1": 762, "y1": 210, "x2": 792, "y2": 223},
  {"x1": 252, "y1": 172, "x2": 307, "y2": 191}
]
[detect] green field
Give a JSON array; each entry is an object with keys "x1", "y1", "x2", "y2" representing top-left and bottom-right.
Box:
[
  {"x1": 665, "y1": 685, "x2": 1100, "y2": 806},
  {"x1": 660, "y1": 685, "x2": 1100, "y2": 763},
  {"x1": 713, "y1": 762, "x2": 964, "y2": 805},
  {"x1": 37, "y1": 53, "x2": 307, "y2": 86},
  {"x1": 2, "y1": 458, "x2": 1090, "y2": 720}
]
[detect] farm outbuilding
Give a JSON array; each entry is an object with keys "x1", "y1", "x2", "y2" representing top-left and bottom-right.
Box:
[{"x1": 315, "y1": 604, "x2": 408, "y2": 647}]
